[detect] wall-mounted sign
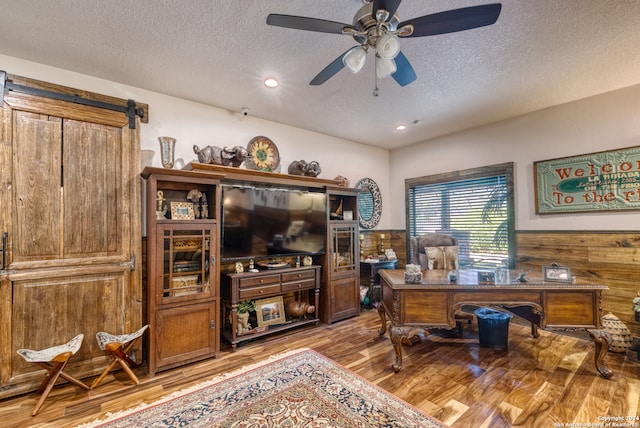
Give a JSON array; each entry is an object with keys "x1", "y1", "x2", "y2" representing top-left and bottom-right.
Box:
[{"x1": 534, "y1": 146, "x2": 640, "y2": 214}]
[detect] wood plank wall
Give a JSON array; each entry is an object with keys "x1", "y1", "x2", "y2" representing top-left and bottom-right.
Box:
[
  {"x1": 516, "y1": 231, "x2": 640, "y2": 337},
  {"x1": 359, "y1": 230, "x2": 406, "y2": 267}
]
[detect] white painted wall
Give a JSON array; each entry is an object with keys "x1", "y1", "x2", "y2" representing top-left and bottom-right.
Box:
[
  {"x1": 1, "y1": 54, "x2": 392, "y2": 229},
  {"x1": 389, "y1": 84, "x2": 640, "y2": 231}
]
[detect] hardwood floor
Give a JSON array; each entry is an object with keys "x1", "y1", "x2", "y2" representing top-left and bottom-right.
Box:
[{"x1": 1, "y1": 309, "x2": 639, "y2": 428}]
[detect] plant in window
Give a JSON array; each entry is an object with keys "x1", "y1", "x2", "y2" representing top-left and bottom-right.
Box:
[{"x1": 481, "y1": 185, "x2": 508, "y2": 249}]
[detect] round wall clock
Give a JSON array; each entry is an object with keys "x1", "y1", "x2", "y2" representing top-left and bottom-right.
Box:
[{"x1": 245, "y1": 136, "x2": 280, "y2": 172}]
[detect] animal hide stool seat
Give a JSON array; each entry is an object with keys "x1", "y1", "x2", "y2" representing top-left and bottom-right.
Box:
[
  {"x1": 17, "y1": 333, "x2": 89, "y2": 416},
  {"x1": 91, "y1": 325, "x2": 149, "y2": 389}
]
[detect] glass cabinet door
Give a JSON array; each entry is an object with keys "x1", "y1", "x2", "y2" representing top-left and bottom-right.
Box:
[
  {"x1": 156, "y1": 222, "x2": 216, "y2": 304},
  {"x1": 329, "y1": 223, "x2": 357, "y2": 275}
]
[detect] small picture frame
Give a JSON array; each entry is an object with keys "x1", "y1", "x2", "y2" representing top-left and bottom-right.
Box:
[
  {"x1": 255, "y1": 296, "x2": 287, "y2": 327},
  {"x1": 170, "y1": 202, "x2": 195, "y2": 220},
  {"x1": 542, "y1": 265, "x2": 572, "y2": 283},
  {"x1": 343, "y1": 210, "x2": 353, "y2": 220},
  {"x1": 477, "y1": 271, "x2": 495, "y2": 285}
]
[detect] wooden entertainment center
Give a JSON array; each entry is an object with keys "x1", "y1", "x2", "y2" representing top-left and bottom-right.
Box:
[{"x1": 143, "y1": 163, "x2": 360, "y2": 373}]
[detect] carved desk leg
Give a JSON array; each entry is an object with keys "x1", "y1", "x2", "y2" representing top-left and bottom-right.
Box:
[
  {"x1": 389, "y1": 326, "x2": 408, "y2": 373},
  {"x1": 588, "y1": 329, "x2": 613, "y2": 379},
  {"x1": 378, "y1": 304, "x2": 387, "y2": 336},
  {"x1": 531, "y1": 323, "x2": 539, "y2": 338},
  {"x1": 389, "y1": 326, "x2": 425, "y2": 373},
  {"x1": 503, "y1": 305, "x2": 542, "y2": 338}
]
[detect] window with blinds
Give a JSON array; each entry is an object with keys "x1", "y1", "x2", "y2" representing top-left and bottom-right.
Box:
[{"x1": 406, "y1": 163, "x2": 514, "y2": 269}]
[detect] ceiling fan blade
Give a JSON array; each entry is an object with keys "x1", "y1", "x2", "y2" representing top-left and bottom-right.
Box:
[
  {"x1": 372, "y1": 0, "x2": 402, "y2": 21},
  {"x1": 309, "y1": 50, "x2": 350, "y2": 85},
  {"x1": 267, "y1": 14, "x2": 351, "y2": 34},
  {"x1": 399, "y1": 3, "x2": 502, "y2": 38},
  {"x1": 391, "y1": 51, "x2": 416, "y2": 87}
]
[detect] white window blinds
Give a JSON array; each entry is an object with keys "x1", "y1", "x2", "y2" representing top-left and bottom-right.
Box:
[{"x1": 408, "y1": 174, "x2": 509, "y2": 268}]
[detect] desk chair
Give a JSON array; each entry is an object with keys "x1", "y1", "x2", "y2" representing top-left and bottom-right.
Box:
[
  {"x1": 410, "y1": 233, "x2": 473, "y2": 331},
  {"x1": 91, "y1": 325, "x2": 149, "y2": 389},
  {"x1": 17, "y1": 333, "x2": 89, "y2": 416}
]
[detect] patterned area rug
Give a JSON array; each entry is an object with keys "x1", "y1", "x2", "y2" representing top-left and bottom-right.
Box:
[{"x1": 80, "y1": 348, "x2": 447, "y2": 428}]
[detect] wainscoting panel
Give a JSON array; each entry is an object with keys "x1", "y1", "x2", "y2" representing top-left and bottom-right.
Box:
[{"x1": 516, "y1": 231, "x2": 640, "y2": 337}]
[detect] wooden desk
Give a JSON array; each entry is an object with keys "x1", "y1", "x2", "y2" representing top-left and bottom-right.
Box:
[{"x1": 378, "y1": 269, "x2": 612, "y2": 378}]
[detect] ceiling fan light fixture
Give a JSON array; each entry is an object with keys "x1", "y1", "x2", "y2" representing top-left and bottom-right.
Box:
[
  {"x1": 343, "y1": 46, "x2": 367, "y2": 73},
  {"x1": 375, "y1": 56, "x2": 396, "y2": 79},
  {"x1": 376, "y1": 33, "x2": 400, "y2": 59}
]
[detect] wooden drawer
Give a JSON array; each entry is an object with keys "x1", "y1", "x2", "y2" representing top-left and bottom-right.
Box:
[
  {"x1": 238, "y1": 284, "x2": 281, "y2": 300},
  {"x1": 282, "y1": 279, "x2": 316, "y2": 292},
  {"x1": 281, "y1": 270, "x2": 316, "y2": 283},
  {"x1": 238, "y1": 274, "x2": 280, "y2": 289}
]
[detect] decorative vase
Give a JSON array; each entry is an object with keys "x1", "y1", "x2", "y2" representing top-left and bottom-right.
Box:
[{"x1": 158, "y1": 136, "x2": 176, "y2": 169}]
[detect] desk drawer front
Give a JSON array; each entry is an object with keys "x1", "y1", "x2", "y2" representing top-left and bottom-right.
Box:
[
  {"x1": 282, "y1": 270, "x2": 315, "y2": 282},
  {"x1": 402, "y1": 291, "x2": 451, "y2": 325},
  {"x1": 544, "y1": 291, "x2": 598, "y2": 327},
  {"x1": 239, "y1": 274, "x2": 280, "y2": 289},
  {"x1": 282, "y1": 279, "x2": 316, "y2": 292},
  {"x1": 239, "y1": 284, "x2": 281, "y2": 300}
]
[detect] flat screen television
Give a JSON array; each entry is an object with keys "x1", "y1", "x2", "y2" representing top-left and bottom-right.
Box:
[{"x1": 221, "y1": 184, "x2": 327, "y2": 261}]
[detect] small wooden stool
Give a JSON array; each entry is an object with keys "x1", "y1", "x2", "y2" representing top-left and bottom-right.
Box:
[
  {"x1": 17, "y1": 333, "x2": 89, "y2": 416},
  {"x1": 91, "y1": 325, "x2": 149, "y2": 389}
]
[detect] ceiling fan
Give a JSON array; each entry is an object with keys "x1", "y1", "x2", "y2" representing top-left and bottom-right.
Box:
[{"x1": 266, "y1": 0, "x2": 502, "y2": 91}]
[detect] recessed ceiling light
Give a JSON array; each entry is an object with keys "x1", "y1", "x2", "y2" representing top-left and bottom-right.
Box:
[
  {"x1": 395, "y1": 124, "x2": 407, "y2": 131},
  {"x1": 264, "y1": 77, "x2": 279, "y2": 88}
]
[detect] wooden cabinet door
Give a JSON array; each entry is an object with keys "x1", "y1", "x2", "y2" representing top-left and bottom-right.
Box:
[
  {"x1": 155, "y1": 222, "x2": 217, "y2": 306},
  {"x1": 0, "y1": 90, "x2": 142, "y2": 398},
  {"x1": 330, "y1": 275, "x2": 360, "y2": 322},
  {"x1": 153, "y1": 301, "x2": 217, "y2": 372},
  {"x1": 322, "y1": 222, "x2": 360, "y2": 324}
]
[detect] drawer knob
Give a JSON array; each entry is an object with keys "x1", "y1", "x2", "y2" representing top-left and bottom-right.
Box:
[{"x1": 260, "y1": 290, "x2": 264, "y2": 294}]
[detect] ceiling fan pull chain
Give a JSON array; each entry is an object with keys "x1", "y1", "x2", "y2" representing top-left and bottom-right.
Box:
[{"x1": 373, "y1": 70, "x2": 380, "y2": 97}]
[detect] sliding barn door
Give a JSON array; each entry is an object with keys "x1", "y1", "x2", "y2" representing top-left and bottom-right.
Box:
[{"x1": 0, "y1": 84, "x2": 143, "y2": 398}]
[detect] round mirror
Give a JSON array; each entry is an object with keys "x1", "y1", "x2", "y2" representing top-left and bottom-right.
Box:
[{"x1": 356, "y1": 178, "x2": 382, "y2": 229}]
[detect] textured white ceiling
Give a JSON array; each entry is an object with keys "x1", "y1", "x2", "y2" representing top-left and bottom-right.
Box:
[{"x1": 1, "y1": 1, "x2": 639, "y2": 149}]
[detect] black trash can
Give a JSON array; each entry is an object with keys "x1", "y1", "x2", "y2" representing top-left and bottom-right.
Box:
[{"x1": 474, "y1": 307, "x2": 512, "y2": 349}]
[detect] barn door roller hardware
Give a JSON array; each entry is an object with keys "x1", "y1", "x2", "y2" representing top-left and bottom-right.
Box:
[{"x1": 1, "y1": 70, "x2": 144, "y2": 129}]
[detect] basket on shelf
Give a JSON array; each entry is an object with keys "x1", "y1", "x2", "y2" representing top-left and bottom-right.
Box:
[{"x1": 171, "y1": 275, "x2": 199, "y2": 296}]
